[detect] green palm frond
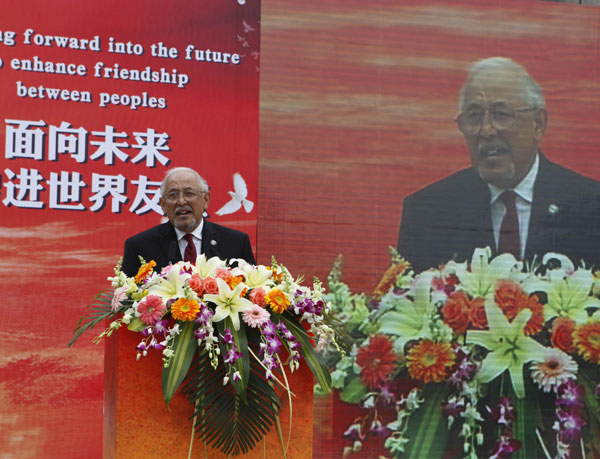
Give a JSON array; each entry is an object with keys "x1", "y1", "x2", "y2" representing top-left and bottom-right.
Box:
[
  {"x1": 68, "y1": 290, "x2": 116, "y2": 347},
  {"x1": 182, "y1": 338, "x2": 281, "y2": 456}
]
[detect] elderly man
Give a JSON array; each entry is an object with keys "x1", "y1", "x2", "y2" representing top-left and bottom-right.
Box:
[
  {"x1": 397, "y1": 57, "x2": 600, "y2": 273},
  {"x1": 122, "y1": 167, "x2": 255, "y2": 276}
]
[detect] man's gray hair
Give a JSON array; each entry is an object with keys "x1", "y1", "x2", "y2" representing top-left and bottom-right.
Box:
[
  {"x1": 458, "y1": 57, "x2": 545, "y2": 112},
  {"x1": 160, "y1": 167, "x2": 209, "y2": 196}
]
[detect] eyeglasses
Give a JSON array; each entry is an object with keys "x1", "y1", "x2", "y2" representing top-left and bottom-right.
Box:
[
  {"x1": 163, "y1": 189, "x2": 205, "y2": 203},
  {"x1": 456, "y1": 106, "x2": 538, "y2": 136}
]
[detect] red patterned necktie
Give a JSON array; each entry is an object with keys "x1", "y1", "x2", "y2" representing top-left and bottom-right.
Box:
[
  {"x1": 183, "y1": 233, "x2": 197, "y2": 263},
  {"x1": 497, "y1": 190, "x2": 520, "y2": 258}
]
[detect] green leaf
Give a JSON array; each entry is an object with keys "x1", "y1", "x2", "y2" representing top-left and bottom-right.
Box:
[
  {"x1": 182, "y1": 343, "x2": 281, "y2": 455},
  {"x1": 510, "y1": 374, "x2": 539, "y2": 459},
  {"x1": 579, "y1": 369, "x2": 600, "y2": 453},
  {"x1": 126, "y1": 317, "x2": 145, "y2": 332},
  {"x1": 68, "y1": 290, "x2": 115, "y2": 347},
  {"x1": 278, "y1": 313, "x2": 332, "y2": 392},
  {"x1": 403, "y1": 383, "x2": 449, "y2": 459},
  {"x1": 339, "y1": 375, "x2": 367, "y2": 404},
  {"x1": 162, "y1": 320, "x2": 197, "y2": 406}
]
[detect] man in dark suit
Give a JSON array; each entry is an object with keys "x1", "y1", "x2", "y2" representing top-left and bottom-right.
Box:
[
  {"x1": 122, "y1": 167, "x2": 255, "y2": 276},
  {"x1": 397, "y1": 57, "x2": 600, "y2": 273}
]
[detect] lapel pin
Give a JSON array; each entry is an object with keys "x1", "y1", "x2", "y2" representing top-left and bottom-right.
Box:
[
  {"x1": 548, "y1": 204, "x2": 559, "y2": 215},
  {"x1": 211, "y1": 239, "x2": 217, "y2": 246}
]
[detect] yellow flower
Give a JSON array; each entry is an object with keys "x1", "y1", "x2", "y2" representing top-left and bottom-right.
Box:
[
  {"x1": 134, "y1": 260, "x2": 156, "y2": 284},
  {"x1": 265, "y1": 289, "x2": 290, "y2": 314},
  {"x1": 573, "y1": 321, "x2": 600, "y2": 363},
  {"x1": 171, "y1": 298, "x2": 200, "y2": 321}
]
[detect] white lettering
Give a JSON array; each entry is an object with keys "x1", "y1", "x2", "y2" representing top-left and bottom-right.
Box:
[{"x1": 16, "y1": 81, "x2": 92, "y2": 103}]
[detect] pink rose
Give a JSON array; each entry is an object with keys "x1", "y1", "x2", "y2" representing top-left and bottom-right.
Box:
[
  {"x1": 215, "y1": 267, "x2": 231, "y2": 280},
  {"x1": 249, "y1": 287, "x2": 266, "y2": 307},
  {"x1": 188, "y1": 274, "x2": 204, "y2": 296},
  {"x1": 203, "y1": 277, "x2": 219, "y2": 294}
]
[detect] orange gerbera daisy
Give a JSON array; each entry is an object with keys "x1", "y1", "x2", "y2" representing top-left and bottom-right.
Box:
[
  {"x1": 406, "y1": 340, "x2": 455, "y2": 383},
  {"x1": 494, "y1": 280, "x2": 544, "y2": 335},
  {"x1": 171, "y1": 298, "x2": 200, "y2": 321},
  {"x1": 134, "y1": 260, "x2": 156, "y2": 284},
  {"x1": 573, "y1": 321, "x2": 600, "y2": 363},
  {"x1": 265, "y1": 289, "x2": 290, "y2": 313}
]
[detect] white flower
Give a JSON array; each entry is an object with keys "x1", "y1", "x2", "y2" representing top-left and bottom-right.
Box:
[
  {"x1": 147, "y1": 266, "x2": 188, "y2": 301},
  {"x1": 191, "y1": 254, "x2": 227, "y2": 278},
  {"x1": 204, "y1": 278, "x2": 253, "y2": 330},
  {"x1": 530, "y1": 348, "x2": 577, "y2": 392},
  {"x1": 523, "y1": 264, "x2": 600, "y2": 324},
  {"x1": 122, "y1": 307, "x2": 135, "y2": 324},
  {"x1": 451, "y1": 247, "x2": 522, "y2": 299},
  {"x1": 379, "y1": 272, "x2": 451, "y2": 352},
  {"x1": 232, "y1": 263, "x2": 273, "y2": 288}
]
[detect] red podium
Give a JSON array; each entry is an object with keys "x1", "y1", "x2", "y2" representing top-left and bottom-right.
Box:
[{"x1": 104, "y1": 328, "x2": 314, "y2": 458}]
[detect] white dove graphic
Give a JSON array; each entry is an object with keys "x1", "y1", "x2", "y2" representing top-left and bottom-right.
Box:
[{"x1": 215, "y1": 173, "x2": 254, "y2": 216}]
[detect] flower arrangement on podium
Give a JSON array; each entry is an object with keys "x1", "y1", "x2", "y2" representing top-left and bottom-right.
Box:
[
  {"x1": 70, "y1": 255, "x2": 334, "y2": 456},
  {"x1": 326, "y1": 247, "x2": 600, "y2": 459}
]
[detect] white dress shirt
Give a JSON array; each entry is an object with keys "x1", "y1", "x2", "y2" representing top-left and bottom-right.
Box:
[
  {"x1": 488, "y1": 154, "x2": 539, "y2": 258},
  {"x1": 174, "y1": 219, "x2": 204, "y2": 260}
]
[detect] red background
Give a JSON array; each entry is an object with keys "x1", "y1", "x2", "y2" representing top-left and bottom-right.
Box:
[
  {"x1": 0, "y1": 1, "x2": 259, "y2": 457},
  {"x1": 257, "y1": 0, "x2": 600, "y2": 455},
  {"x1": 258, "y1": 0, "x2": 600, "y2": 292},
  {"x1": 3, "y1": 0, "x2": 600, "y2": 457}
]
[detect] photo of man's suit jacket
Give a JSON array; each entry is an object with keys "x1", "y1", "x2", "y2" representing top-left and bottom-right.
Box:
[
  {"x1": 122, "y1": 220, "x2": 256, "y2": 276},
  {"x1": 397, "y1": 154, "x2": 600, "y2": 273}
]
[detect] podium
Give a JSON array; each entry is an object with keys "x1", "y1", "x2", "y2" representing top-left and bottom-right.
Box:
[{"x1": 104, "y1": 327, "x2": 314, "y2": 458}]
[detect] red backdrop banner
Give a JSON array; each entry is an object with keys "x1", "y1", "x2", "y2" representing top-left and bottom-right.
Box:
[
  {"x1": 258, "y1": 0, "x2": 600, "y2": 456},
  {"x1": 259, "y1": 0, "x2": 600, "y2": 291},
  {"x1": 0, "y1": 1, "x2": 260, "y2": 457}
]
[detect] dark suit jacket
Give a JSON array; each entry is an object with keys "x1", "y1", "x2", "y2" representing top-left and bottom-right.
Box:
[
  {"x1": 397, "y1": 155, "x2": 600, "y2": 273},
  {"x1": 122, "y1": 220, "x2": 256, "y2": 276}
]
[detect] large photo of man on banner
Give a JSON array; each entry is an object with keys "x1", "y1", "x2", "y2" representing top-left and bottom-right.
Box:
[
  {"x1": 398, "y1": 56, "x2": 600, "y2": 273},
  {"x1": 258, "y1": 0, "x2": 600, "y2": 456}
]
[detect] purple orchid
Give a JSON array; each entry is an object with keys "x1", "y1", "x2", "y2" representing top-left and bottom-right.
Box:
[
  {"x1": 266, "y1": 334, "x2": 282, "y2": 354},
  {"x1": 261, "y1": 320, "x2": 277, "y2": 336},
  {"x1": 222, "y1": 328, "x2": 234, "y2": 345},
  {"x1": 224, "y1": 346, "x2": 242, "y2": 364},
  {"x1": 490, "y1": 435, "x2": 521, "y2": 458},
  {"x1": 488, "y1": 397, "x2": 516, "y2": 427},
  {"x1": 557, "y1": 380, "x2": 585, "y2": 410},
  {"x1": 556, "y1": 409, "x2": 586, "y2": 443},
  {"x1": 154, "y1": 319, "x2": 168, "y2": 335}
]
